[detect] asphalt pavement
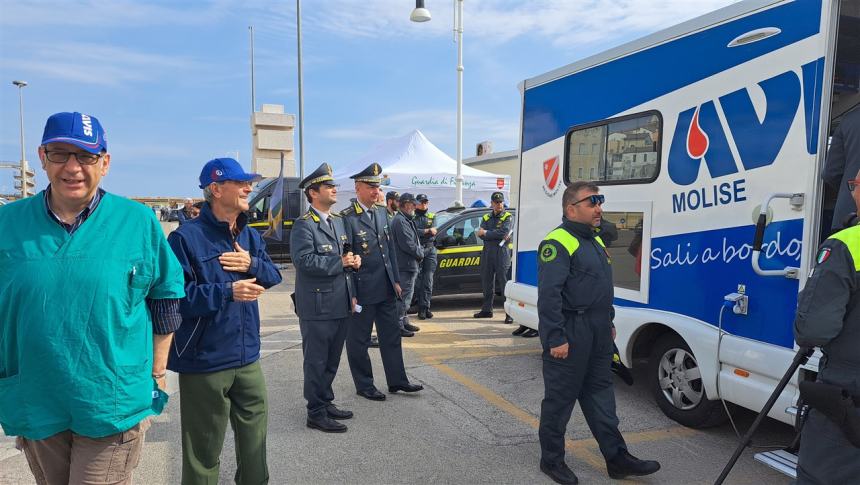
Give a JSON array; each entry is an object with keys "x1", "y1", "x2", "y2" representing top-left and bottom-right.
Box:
[{"x1": 0, "y1": 225, "x2": 796, "y2": 484}]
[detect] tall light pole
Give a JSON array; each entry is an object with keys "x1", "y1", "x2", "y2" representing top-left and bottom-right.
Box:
[
  {"x1": 411, "y1": 0, "x2": 465, "y2": 207},
  {"x1": 12, "y1": 80, "x2": 31, "y2": 198},
  {"x1": 297, "y1": 0, "x2": 306, "y2": 211}
]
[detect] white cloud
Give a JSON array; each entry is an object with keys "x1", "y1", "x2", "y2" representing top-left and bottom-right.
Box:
[{"x1": 1, "y1": 41, "x2": 200, "y2": 86}]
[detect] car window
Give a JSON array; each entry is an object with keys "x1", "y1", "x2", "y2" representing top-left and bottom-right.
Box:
[
  {"x1": 441, "y1": 215, "x2": 484, "y2": 247},
  {"x1": 248, "y1": 194, "x2": 268, "y2": 223}
]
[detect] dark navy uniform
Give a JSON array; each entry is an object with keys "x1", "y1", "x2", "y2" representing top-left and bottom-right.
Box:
[
  {"x1": 290, "y1": 164, "x2": 354, "y2": 421},
  {"x1": 537, "y1": 219, "x2": 627, "y2": 466},
  {"x1": 341, "y1": 166, "x2": 410, "y2": 394},
  {"x1": 795, "y1": 224, "x2": 860, "y2": 484},
  {"x1": 413, "y1": 195, "x2": 437, "y2": 315},
  {"x1": 390, "y1": 194, "x2": 423, "y2": 328},
  {"x1": 477, "y1": 202, "x2": 513, "y2": 314}
]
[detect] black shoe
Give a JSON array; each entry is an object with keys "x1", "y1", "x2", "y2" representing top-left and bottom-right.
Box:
[
  {"x1": 540, "y1": 460, "x2": 578, "y2": 485},
  {"x1": 521, "y1": 328, "x2": 539, "y2": 338},
  {"x1": 407, "y1": 306, "x2": 419, "y2": 315},
  {"x1": 326, "y1": 404, "x2": 353, "y2": 420},
  {"x1": 389, "y1": 382, "x2": 424, "y2": 393},
  {"x1": 425, "y1": 310, "x2": 433, "y2": 319},
  {"x1": 512, "y1": 325, "x2": 528, "y2": 336},
  {"x1": 504, "y1": 314, "x2": 514, "y2": 324},
  {"x1": 404, "y1": 322, "x2": 420, "y2": 332},
  {"x1": 357, "y1": 388, "x2": 386, "y2": 401},
  {"x1": 369, "y1": 335, "x2": 379, "y2": 348},
  {"x1": 400, "y1": 329, "x2": 415, "y2": 337},
  {"x1": 307, "y1": 415, "x2": 348, "y2": 433},
  {"x1": 606, "y1": 450, "x2": 660, "y2": 479},
  {"x1": 473, "y1": 311, "x2": 493, "y2": 318},
  {"x1": 418, "y1": 308, "x2": 427, "y2": 320}
]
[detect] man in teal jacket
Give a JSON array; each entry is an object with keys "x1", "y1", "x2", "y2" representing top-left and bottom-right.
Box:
[{"x1": 0, "y1": 112, "x2": 185, "y2": 484}]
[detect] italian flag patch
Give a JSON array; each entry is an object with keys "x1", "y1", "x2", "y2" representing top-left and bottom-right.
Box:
[{"x1": 816, "y1": 248, "x2": 831, "y2": 265}]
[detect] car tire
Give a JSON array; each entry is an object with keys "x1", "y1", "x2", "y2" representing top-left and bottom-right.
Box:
[{"x1": 648, "y1": 333, "x2": 727, "y2": 428}]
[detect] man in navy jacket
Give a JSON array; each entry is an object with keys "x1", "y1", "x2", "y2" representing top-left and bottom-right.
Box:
[{"x1": 168, "y1": 158, "x2": 282, "y2": 485}]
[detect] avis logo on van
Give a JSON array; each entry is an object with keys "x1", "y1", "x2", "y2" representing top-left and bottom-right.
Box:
[{"x1": 666, "y1": 59, "x2": 823, "y2": 213}]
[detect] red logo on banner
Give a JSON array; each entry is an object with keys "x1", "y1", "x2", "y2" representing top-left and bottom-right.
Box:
[
  {"x1": 496, "y1": 178, "x2": 505, "y2": 189},
  {"x1": 543, "y1": 156, "x2": 559, "y2": 191}
]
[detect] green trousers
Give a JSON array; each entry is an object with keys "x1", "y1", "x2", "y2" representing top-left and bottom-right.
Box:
[{"x1": 179, "y1": 361, "x2": 269, "y2": 485}]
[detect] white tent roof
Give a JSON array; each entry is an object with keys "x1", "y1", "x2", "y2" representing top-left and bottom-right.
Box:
[{"x1": 333, "y1": 130, "x2": 511, "y2": 211}]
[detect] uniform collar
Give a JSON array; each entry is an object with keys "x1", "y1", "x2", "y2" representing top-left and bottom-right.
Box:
[
  {"x1": 199, "y1": 202, "x2": 248, "y2": 233},
  {"x1": 562, "y1": 218, "x2": 596, "y2": 239}
]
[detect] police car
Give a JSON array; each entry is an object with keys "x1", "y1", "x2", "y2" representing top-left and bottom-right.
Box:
[
  {"x1": 430, "y1": 206, "x2": 516, "y2": 296},
  {"x1": 245, "y1": 176, "x2": 302, "y2": 262}
]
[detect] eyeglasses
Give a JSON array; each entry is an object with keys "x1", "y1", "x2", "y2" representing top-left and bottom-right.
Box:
[
  {"x1": 848, "y1": 180, "x2": 860, "y2": 192},
  {"x1": 571, "y1": 194, "x2": 605, "y2": 207},
  {"x1": 44, "y1": 150, "x2": 102, "y2": 165}
]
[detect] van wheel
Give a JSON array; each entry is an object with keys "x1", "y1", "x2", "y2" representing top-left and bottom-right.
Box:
[{"x1": 648, "y1": 334, "x2": 727, "y2": 428}]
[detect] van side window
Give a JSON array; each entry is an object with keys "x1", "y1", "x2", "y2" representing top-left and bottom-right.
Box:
[
  {"x1": 441, "y1": 215, "x2": 484, "y2": 247},
  {"x1": 566, "y1": 112, "x2": 661, "y2": 184},
  {"x1": 249, "y1": 195, "x2": 268, "y2": 223}
]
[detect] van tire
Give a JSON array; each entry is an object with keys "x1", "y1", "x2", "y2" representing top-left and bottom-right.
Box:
[{"x1": 648, "y1": 334, "x2": 727, "y2": 428}]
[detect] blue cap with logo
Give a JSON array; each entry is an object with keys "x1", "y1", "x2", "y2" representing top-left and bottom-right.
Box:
[
  {"x1": 198, "y1": 158, "x2": 262, "y2": 188},
  {"x1": 41, "y1": 112, "x2": 107, "y2": 154}
]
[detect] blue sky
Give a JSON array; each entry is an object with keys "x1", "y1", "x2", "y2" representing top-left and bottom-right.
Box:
[{"x1": 0, "y1": 0, "x2": 736, "y2": 198}]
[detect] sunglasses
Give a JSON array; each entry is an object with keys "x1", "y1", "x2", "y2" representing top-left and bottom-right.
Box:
[
  {"x1": 571, "y1": 194, "x2": 605, "y2": 207},
  {"x1": 848, "y1": 180, "x2": 860, "y2": 192}
]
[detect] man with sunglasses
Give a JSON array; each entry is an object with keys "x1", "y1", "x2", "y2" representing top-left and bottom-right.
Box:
[
  {"x1": 823, "y1": 107, "x2": 860, "y2": 232},
  {"x1": 0, "y1": 112, "x2": 186, "y2": 484},
  {"x1": 167, "y1": 157, "x2": 282, "y2": 484},
  {"x1": 794, "y1": 168, "x2": 860, "y2": 484},
  {"x1": 537, "y1": 182, "x2": 659, "y2": 484},
  {"x1": 474, "y1": 191, "x2": 515, "y2": 323}
]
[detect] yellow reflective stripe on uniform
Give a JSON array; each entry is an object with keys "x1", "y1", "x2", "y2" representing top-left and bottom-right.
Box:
[
  {"x1": 428, "y1": 212, "x2": 435, "y2": 218},
  {"x1": 483, "y1": 213, "x2": 490, "y2": 221},
  {"x1": 248, "y1": 220, "x2": 294, "y2": 228},
  {"x1": 500, "y1": 211, "x2": 512, "y2": 221},
  {"x1": 437, "y1": 245, "x2": 483, "y2": 255},
  {"x1": 829, "y1": 225, "x2": 860, "y2": 271},
  {"x1": 545, "y1": 228, "x2": 579, "y2": 255},
  {"x1": 595, "y1": 236, "x2": 606, "y2": 248}
]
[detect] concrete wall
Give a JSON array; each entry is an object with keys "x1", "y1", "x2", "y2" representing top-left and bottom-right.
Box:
[{"x1": 252, "y1": 104, "x2": 296, "y2": 177}]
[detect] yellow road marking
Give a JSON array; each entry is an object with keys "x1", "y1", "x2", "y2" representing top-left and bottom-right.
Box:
[{"x1": 410, "y1": 321, "x2": 701, "y2": 471}]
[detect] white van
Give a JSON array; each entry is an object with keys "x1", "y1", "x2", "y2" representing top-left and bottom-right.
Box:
[{"x1": 505, "y1": 0, "x2": 858, "y2": 477}]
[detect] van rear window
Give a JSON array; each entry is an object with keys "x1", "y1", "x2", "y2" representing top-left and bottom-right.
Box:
[{"x1": 565, "y1": 111, "x2": 661, "y2": 185}]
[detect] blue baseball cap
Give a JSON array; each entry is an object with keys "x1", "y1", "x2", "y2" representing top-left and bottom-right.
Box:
[
  {"x1": 41, "y1": 112, "x2": 107, "y2": 154},
  {"x1": 198, "y1": 158, "x2": 262, "y2": 188}
]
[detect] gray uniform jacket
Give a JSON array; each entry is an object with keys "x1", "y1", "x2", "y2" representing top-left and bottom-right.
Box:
[
  {"x1": 794, "y1": 224, "x2": 860, "y2": 389},
  {"x1": 537, "y1": 219, "x2": 615, "y2": 351},
  {"x1": 824, "y1": 108, "x2": 860, "y2": 230},
  {"x1": 341, "y1": 200, "x2": 400, "y2": 305},
  {"x1": 290, "y1": 208, "x2": 354, "y2": 320},
  {"x1": 391, "y1": 211, "x2": 423, "y2": 274}
]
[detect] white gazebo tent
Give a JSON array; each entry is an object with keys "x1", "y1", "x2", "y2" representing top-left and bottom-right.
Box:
[{"x1": 332, "y1": 130, "x2": 511, "y2": 211}]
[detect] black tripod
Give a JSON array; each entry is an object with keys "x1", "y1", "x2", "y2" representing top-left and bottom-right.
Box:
[{"x1": 714, "y1": 346, "x2": 814, "y2": 485}]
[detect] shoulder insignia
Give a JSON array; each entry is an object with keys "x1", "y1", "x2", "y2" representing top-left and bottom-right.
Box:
[
  {"x1": 331, "y1": 212, "x2": 342, "y2": 218},
  {"x1": 352, "y1": 201, "x2": 363, "y2": 214},
  {"x1": 483, "y1": 213, "x2": 490, "y2": 221},
  {"x1": 500, "y1": 211, "x2": 512, "y2": 221},
  {"x1": 539, "y1": 242, "x2": 558, "y2": 263},
  {"x1": 428, "y1": 212, "x2": 435, "y2": 218},
  {"x1": 340, "y1": 206, "x2": 356, "y2": 216}
]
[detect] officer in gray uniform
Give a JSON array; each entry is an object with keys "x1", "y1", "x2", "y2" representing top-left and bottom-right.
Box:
[
  {"x1": 537, "y1": 181, "x2": 659, "y2": 484},
  {"x1": 390, "y1": 193, "x2": 423, "y2": 336},
  {"x1": 474, "y1": 192, "x2": 514, "y2": 322},
  {"x1": 795, "y1": 168, "x2": 860, "y2": 484},
  {"x1": 341, "y1": 163, "x2": 423, "y2": 400},
  {"x1": 413, "y1": 193, "x2": 437, "y2": 320},
  {"x1": 290, "y1": 163, "x2": 360, "y2": 433}
]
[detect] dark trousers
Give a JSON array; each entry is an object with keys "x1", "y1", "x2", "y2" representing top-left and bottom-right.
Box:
[
  {"x1": 346, "y1": 297, "x2": 409, "y2": 392},
  {"x1": 299, "y1": 317, "x2": 348, "y2": 418},
  {"x1": 539, "y1": 315, "x2": 626, "y2": 465},
  {"x1": 416, "y1": 246, "x2": 437, "y2": 309},
  {"x1": 178, "y1": 361, "x2": 269, "y2": 485},
  {"x1": 797, "y1": 364, "x2": 860, "y2": 484},
  {"x1": 397, "y1": 270, "x2": 419, "y2": 328},
  {"x1": 480, "y1": 248, "x2": 510, "y2": 313}
]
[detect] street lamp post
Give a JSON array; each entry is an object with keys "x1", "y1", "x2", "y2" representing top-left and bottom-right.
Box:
[
  {"x1": 12, "y1": 80, "x2": 30, "y2": 198},
  {"x1": 411, "y1": 0, "x2": 465, "y2": 207}
]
